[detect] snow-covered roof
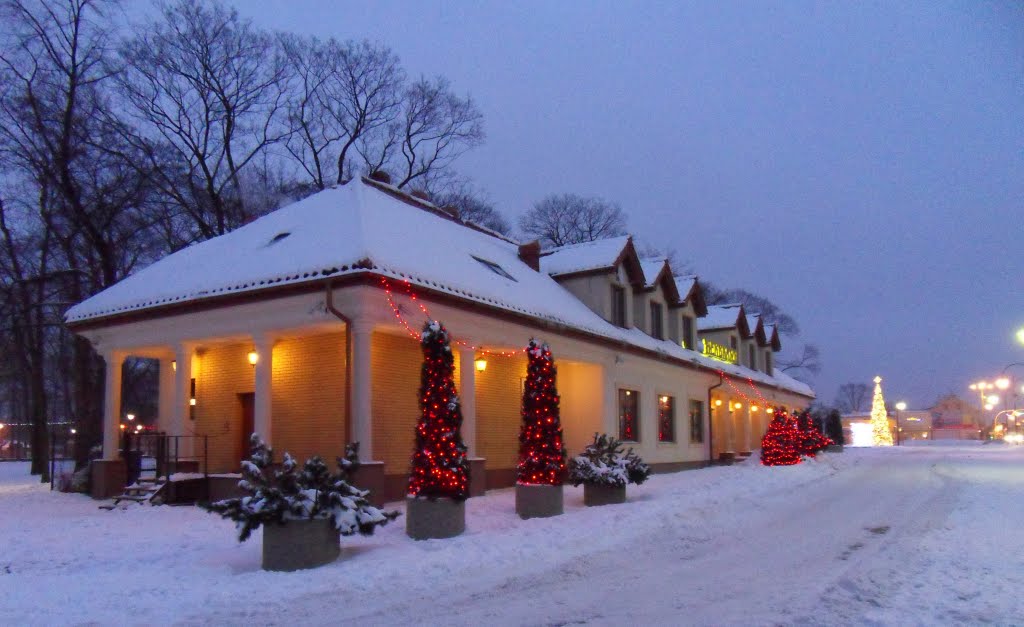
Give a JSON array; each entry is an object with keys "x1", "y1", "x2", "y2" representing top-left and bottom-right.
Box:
[
  {"x1": 539, "y1": 236, "x2": 631, "y2": 277},
  {"x1": 66, "y1": 178, "x2": 811, "y2": 398},
  {"x1": 698, "y1": 304, "x2": 745, "y2": 331},
  {"x1": 639, "y1": 258, "x2": 667, "y2": 288}
]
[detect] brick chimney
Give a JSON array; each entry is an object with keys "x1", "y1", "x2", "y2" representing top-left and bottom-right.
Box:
[
  {"x1": 368, "y1": 170, "x2": 392, "y2": 185},
  {"x1": 518, "y1": 240, "x2": 541, "y2": 272}
]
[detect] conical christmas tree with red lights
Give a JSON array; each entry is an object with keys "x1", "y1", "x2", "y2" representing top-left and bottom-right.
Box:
[
  {"x1": 407, "y1": 321, "x2": 469, "y2": 500},
  {"x1": 760, "y1": 409, "x2": 803, "y2": 466},
  {"x1": 796, "y1": 409, "x2": 832, "y2": 457},
  {"x1": 517, "y1": 339, "x2": 566, "y2": 485}
]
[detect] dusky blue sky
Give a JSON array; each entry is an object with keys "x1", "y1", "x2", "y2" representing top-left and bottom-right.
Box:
[{"x1": 235, "y1": 0, "x2": 1023, "y2": 410}]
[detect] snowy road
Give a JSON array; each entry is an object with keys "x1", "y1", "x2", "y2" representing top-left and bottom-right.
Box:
[{"x1": 3, "y1": 445, "x2": 1024, "y2": 626}]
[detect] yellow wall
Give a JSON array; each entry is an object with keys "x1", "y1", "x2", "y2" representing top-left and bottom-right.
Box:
[
  {"x1": 193, "y1": 333, "x2": 346, "y2": 473},
  {"x1": 559, "y1": 361, "x2": 604, "y2": 457},
  {"x1": 193, "y1": 343, "x2": 252, "y2": 473},
  {"x1": 475, "y1": 354, "x2": 526, "y2": 470},
  {"x1": 271, "y1": 332, "x2": 346, "y2": 467},
  {"x1": 372, "y1": 332, "x2": 423, "y2": 476}
]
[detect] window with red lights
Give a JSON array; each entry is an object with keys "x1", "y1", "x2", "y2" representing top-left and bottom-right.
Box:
[
  {"x1": 618, "y1": 388, "x2": 639, "y2": 442},
  {"x1": 658, "y1": 395, "x2": 675, "y2": 442}
]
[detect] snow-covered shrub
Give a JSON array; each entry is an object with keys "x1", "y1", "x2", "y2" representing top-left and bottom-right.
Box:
[
  {"x1": 205, "y1": 434, "x2": 399, "y2": 542},
  {"x1": 568, "y1": 433, "x2": 651, "y2": 488}
]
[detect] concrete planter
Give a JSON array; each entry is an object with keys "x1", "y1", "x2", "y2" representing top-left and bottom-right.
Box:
[
  {"x1": 262, "y1": 518, "x2": 340, "y2": 571},
  {"x1": 515, "y1": 484, "x2": 564, "y2": 519},
  {"x1": 405, "y1": 496, "x2": 465, "y2": 540},
  {"x1": 583, "y1": 484, "x2": 626, "y2": 506},
  {"x1": 826, "y1": 444, "x2": 845, "y2": 453}
]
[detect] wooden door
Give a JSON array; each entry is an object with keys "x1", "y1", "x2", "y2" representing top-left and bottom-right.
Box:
[{"x1": 239, "y1": 392, "x2": 255, "y2": 468}]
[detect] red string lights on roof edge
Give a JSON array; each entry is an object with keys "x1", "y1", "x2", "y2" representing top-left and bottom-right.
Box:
[{"x1": 380, "y1": 276, "x2": 523, "y2": 359}]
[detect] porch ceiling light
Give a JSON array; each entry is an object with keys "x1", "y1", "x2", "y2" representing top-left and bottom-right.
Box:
[
  {"x1": 714, "y1": 399, "x2": 723, "y2": 407},
  {"x1": 247, "y1": 350, "x2": 259, "y2": 366},
  {"x1": 751, "y1": 405, "x2": 759, "y2": 412},
  {"x1": 474, "y1": 357, "x2": 487, "y2": 372},
  {"x1": 766, "y1": 408, "x2": 775, "y2": 414}
]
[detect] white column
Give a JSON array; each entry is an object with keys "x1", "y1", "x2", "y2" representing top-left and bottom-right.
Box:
[
  {"x1": 156, "y1": 357, "x2": 176, "y2": 434},
  {"x1": 102, "y1": 351, "x2": 125, "y2": 460},
  {"x1": 350, "y1": 319, "x2": 374, "y2": 459},
  {"x1": 172, "y1": 343, "x2": 195, "y2": 458},
  {"x1": 741, "y1": 404, "x2": 752, "y2": 452},
  {"x1": 253, "y1": 334, "x2": 274, "y2": 446},
  {"x1": 459, "y1": 348, "x2": 477, "y2": 457}
]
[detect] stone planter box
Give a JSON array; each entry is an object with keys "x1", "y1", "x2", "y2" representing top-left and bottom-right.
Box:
[
  {"x1": 515, "y1": 484, "x2": 563, "y2": 519},
  {"x1": 262, "y1": 518, "x2": 340, "y2": 571},
  {"x1": 583, "y1": 483, "x2": 626, "y2": 507},
  {"x1": 406, "y1": 496, "x2": 465, "y2": 540},
  {"x1": 826, "y1": 444, "x2": 844, "y2": 453}
]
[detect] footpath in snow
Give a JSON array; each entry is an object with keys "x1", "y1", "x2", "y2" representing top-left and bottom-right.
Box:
[{"x1": 2, "y1": 443, "x2": 1023, "y2": 626}]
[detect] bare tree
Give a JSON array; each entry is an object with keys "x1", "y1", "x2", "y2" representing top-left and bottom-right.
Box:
[
  {"x1": 117, "y1": 0, "x2": 289, "y2": 241},
  {"x1": 1, "y1": 0, "x2": 156, "y2": 472},
  {"x1": 431, "y1": 182, "x2": 511, "y2": 235},
  {"x1": 702, "y1": 284, "x2": 800, "y2": 337},
  {"x1": 778, "y1": 343, "x2": 821, "y2": 378},
  {"x1": 835, "y1": 382, "x2": 870, "y2": 413},
  {"x1": 359, "y1": 75, "x2": 484, "y2": 189},
  {"x1": 519, "y1": 193, "x2": 627, "y2": 247},
  {"x1": 280, "y1": 35, "x2": 403, "y2": 189}
]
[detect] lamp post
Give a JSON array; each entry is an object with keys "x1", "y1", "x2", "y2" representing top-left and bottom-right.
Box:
[
  {"x1": 970, "y1": 381, "x2": 996, "y2": 437},
  {"x1": 895, "y1": 401, "x2": 907, "y2": 445}
]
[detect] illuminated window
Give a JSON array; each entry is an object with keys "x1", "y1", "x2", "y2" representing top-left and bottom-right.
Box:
[
  {"x1": 689, "y1": 400, "x2": 705, "y2": 443},
  {"x1": 650, "y1": 302, "x2": 664, "y2": 339},
  {"x1": 658, "y1": 395, "x2": 675, "y2": 442},
  {"x1": 619, "y1": 389, "x2": 639, "y2": 442},
  {"x1": 611, "y1": 286, "x2": 626, "y2": 327},
  {"x1": 471, "y1": 255, "x2": 517, "y2": 281}
]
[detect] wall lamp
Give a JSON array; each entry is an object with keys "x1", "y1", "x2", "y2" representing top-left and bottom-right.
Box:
[
  {"x1": 474, "y1": 357, "x2": 487, "y2": 372},
  {"x1": 248, "y1": 350, "x2": 259, "y2": 366}
]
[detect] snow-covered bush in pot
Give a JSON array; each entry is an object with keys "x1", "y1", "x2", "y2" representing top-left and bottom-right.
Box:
[
  {"x1": 205, "y1": 434, "x2": 399, "y2": 542},
  {"x1": 568, "y1": 433, "x2": 651, "y2": 488}
]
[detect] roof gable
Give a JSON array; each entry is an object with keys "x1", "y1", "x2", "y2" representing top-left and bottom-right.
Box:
[{"x1": 698, "y1": 304, "x2": 748, "y2": 334}]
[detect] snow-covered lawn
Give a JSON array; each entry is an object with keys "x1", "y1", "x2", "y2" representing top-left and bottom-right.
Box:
[{"x1": 3, "y1": 444, "x2": 1023, "y2": 625}]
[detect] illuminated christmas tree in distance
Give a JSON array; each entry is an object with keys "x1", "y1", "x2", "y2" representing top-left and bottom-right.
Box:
[{"x1": 870, "y1": 375, "x2": 894, "y2": 446}]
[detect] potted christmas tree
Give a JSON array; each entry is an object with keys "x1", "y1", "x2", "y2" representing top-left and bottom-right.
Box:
[
  {"x1": 205, "y1": 435, "x2": 398, "y2": 571},
  {"x1": 760, "y1": 409, "x2": 803, "y2": 466},
  {"x1": 515, "y1": 339, "x2": 567, "y2": 519},
  {"x1": 405, "y1": 321, "x2": 470, "y2": 540},
  {"x1": 568, "y1": 433, "x2": 651, "y2": 506}
]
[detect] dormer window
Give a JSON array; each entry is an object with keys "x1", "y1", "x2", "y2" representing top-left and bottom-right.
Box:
[
  {"x1": 611, "y1": 285, "x2": 626, "y2": 327},
  {"x1": 649, "y1": 302, "x2": 664, "y2": 339},
  {"x1": 472, "y1": 255, "x2": 517, "y2": 281},
  {"x1": 766, "y1": 352, "x2": 773, "y2": 375},
  {"x1": 682, "y1": 316, "x2": 694, "y2": 350},
  {"x1": 748, "y1": 345, "x2": 756, "y2": 369},
  {"x1": 730, "y1": 336, "x2": 737, "y2": 350}
]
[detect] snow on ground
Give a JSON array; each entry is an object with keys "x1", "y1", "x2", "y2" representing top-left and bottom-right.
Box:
[{"x1": 2, "y1": 444, "x2": 1024, "y2": 626}]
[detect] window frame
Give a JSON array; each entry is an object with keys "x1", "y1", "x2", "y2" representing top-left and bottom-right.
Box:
[
  {"x1": 618, "y1": 388, "x2": 640, "y2": 442},
  {"x1": 689, "y1": 399, "x2": 705, "y2": 444},
  {"x1": 471, "y1": 255, "x2": 518, "y2": 281},
  {"x1": 650, "y1": 302, "x2": 664, "y2": 339},
  {"x1": 682, "y1": 316, "x2": 694, "y2": 350},
  {"x1": 658, "y1": 394, "x2": 676, "y2": 443},
  {"x1": 611, "y1": 285, "x2": 627, "y2": 327}
]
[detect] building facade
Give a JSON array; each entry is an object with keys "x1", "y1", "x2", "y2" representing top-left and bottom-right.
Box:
[{"x1": 67, "y1": 177, "x2": 814, "y2": 500}]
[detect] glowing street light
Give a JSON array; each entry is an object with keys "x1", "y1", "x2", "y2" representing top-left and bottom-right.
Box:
[
  {"x1": 996, "y1": 378, "x2": 1010, "y2": 390},
  {"x1": 894, "y1": 402, "x2": 907, "y2": 445},
  {"x1": 1016, "y1": 327, "x2": 1024, "y2": 346},
  {"x1": 987, "y1": 394, "x2": 1001, "y2": 406}
]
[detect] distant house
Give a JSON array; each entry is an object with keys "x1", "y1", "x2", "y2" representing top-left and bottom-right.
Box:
[{"x1": 67, "y1": 176, "x2": 814, "y2": 499}]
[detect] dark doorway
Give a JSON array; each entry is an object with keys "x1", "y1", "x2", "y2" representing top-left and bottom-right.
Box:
[{"x1": 239, "y1": 392, "x2": 255, "y2": 468}]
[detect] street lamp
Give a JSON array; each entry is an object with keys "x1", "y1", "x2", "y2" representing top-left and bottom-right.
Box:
[{"x1": 895, "y1": 401, "x2": 907, "y2": 445}]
